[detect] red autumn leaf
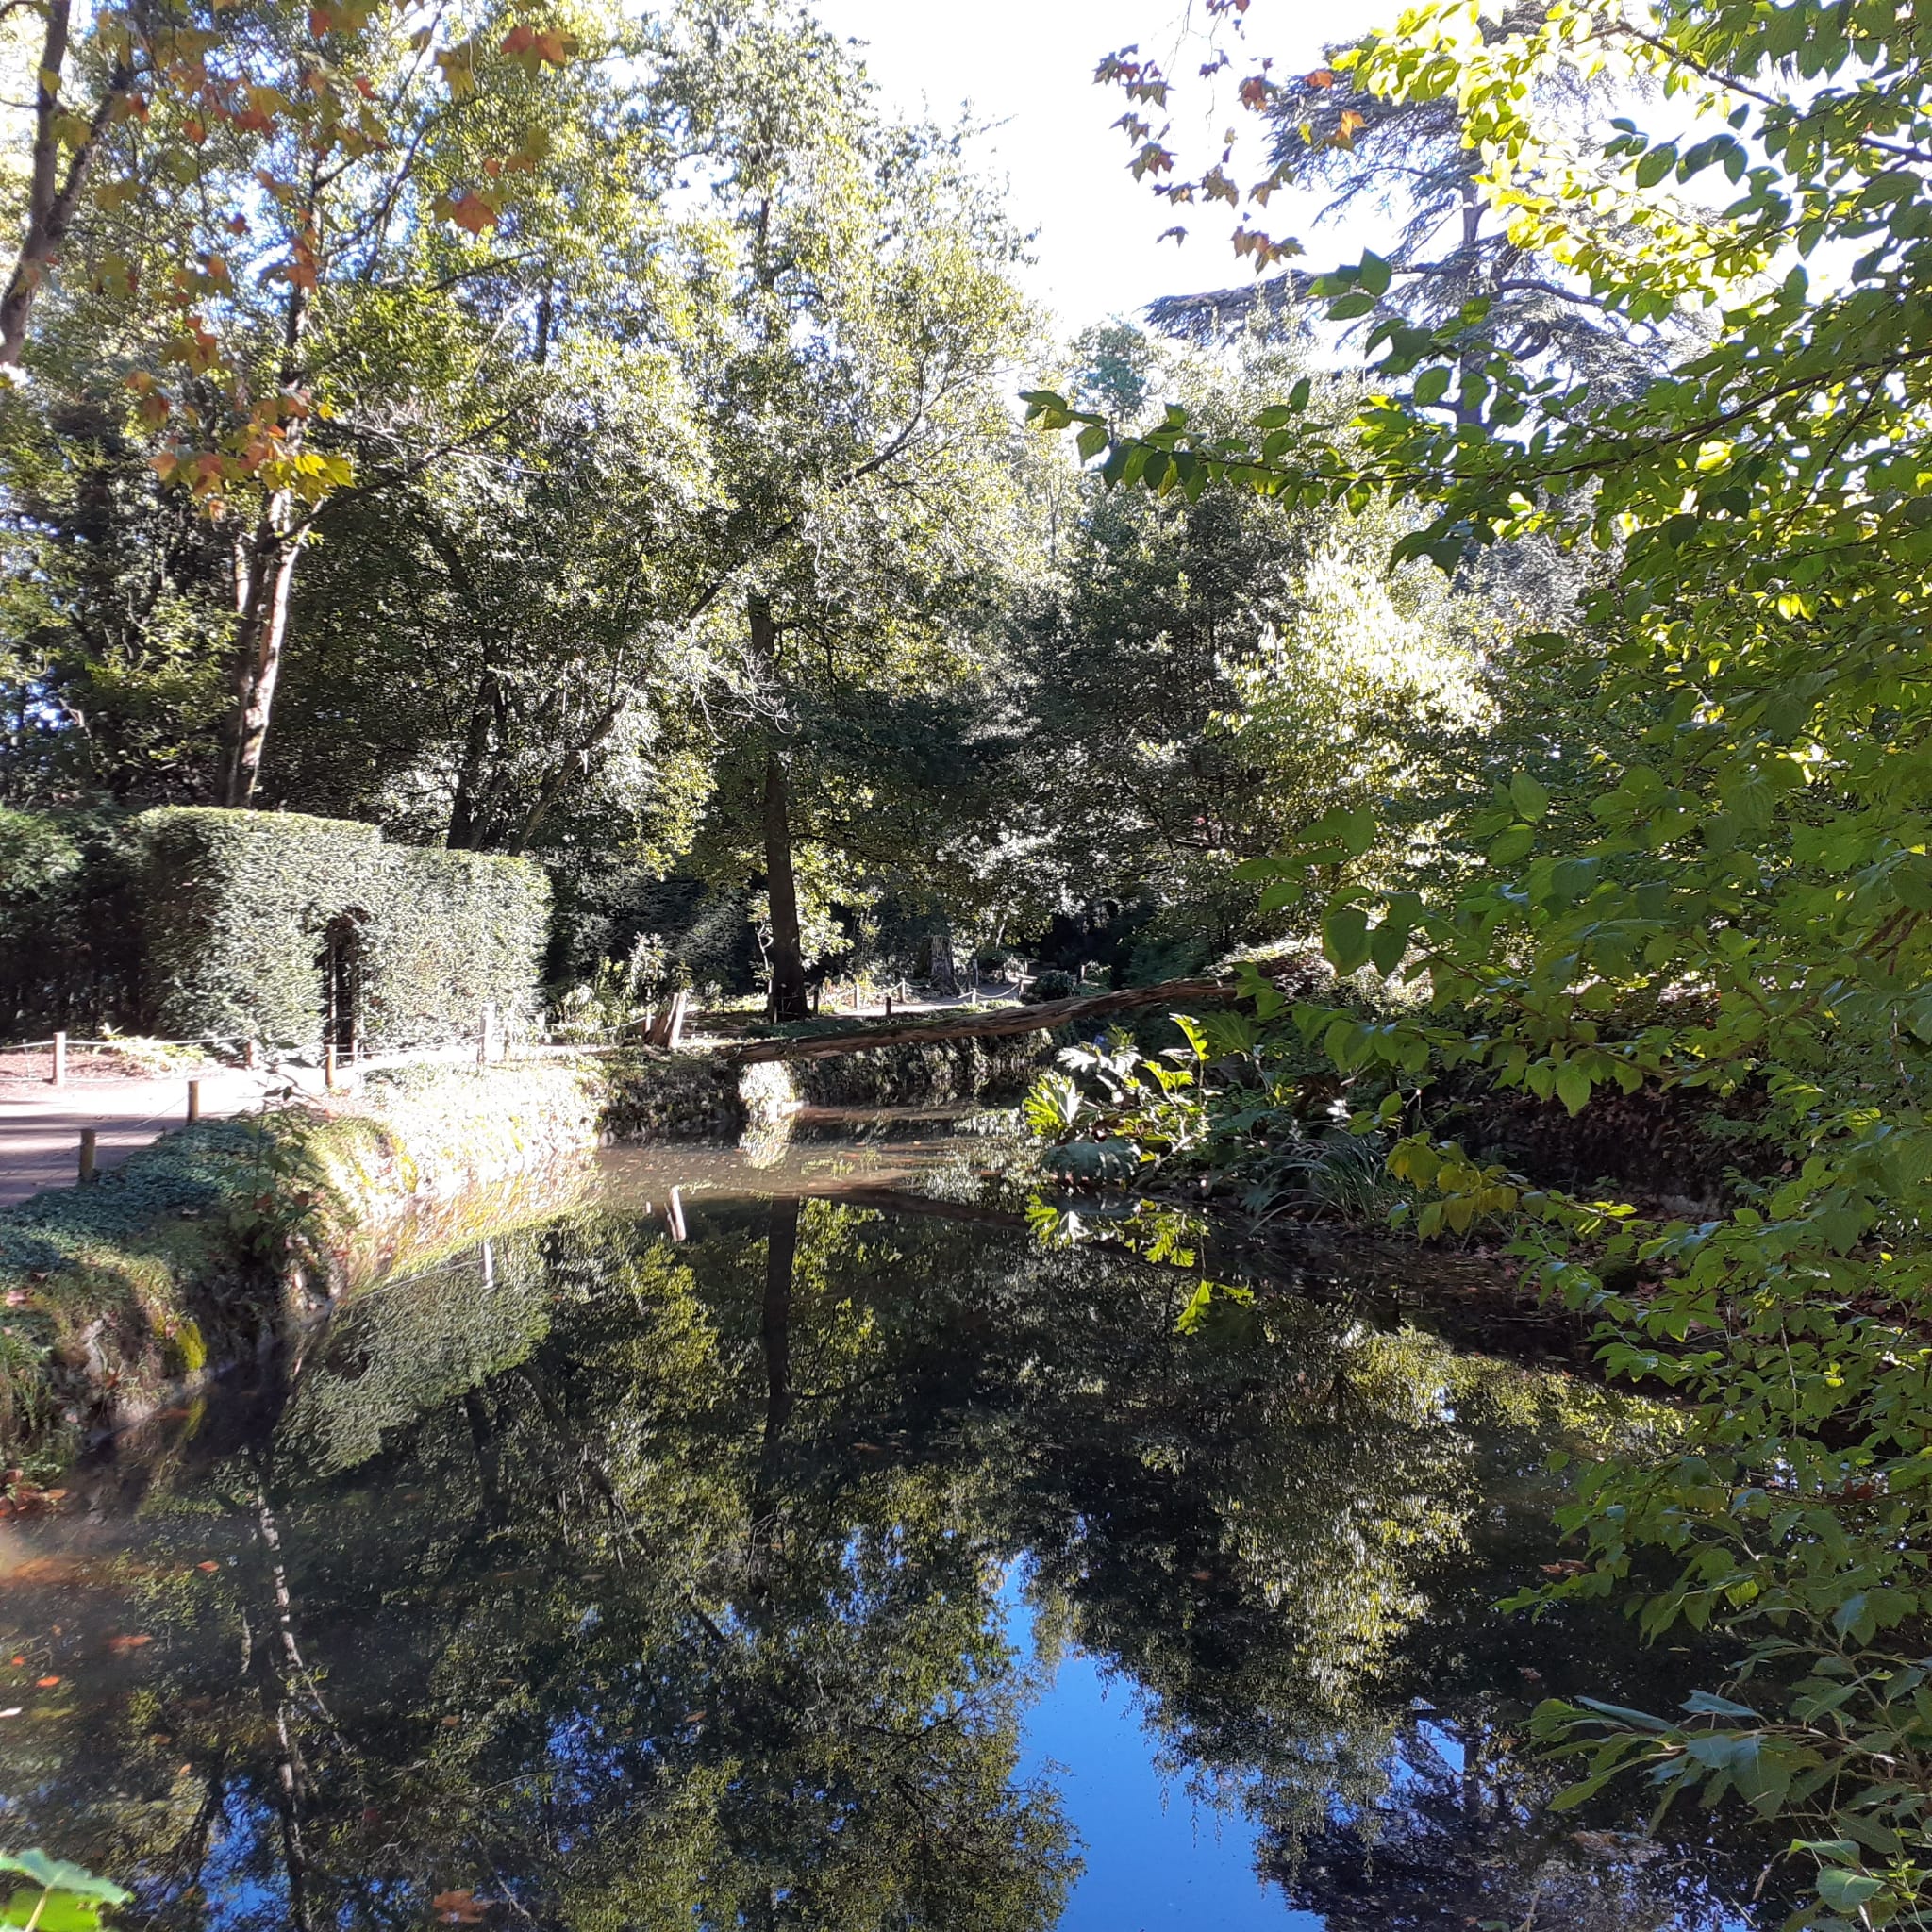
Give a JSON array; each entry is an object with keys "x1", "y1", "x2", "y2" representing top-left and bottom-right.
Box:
[
  {"x1": 431, "y1": 1890, "x2": 491, "y2": 1924},
  {"x1": 1305, "y1": 68, "x2": 1336, "y2": 88},
  {"x1": 106, "y1": 1634, "x2": 152, "y2": 1653},
  {"x1": 441, "y1": 192, "x2": 499, "y2": 235},
  {"x1": 196, "y1": 1560, "x2": 219, "y2": 1573},
  {"x1": 8, "y1": 1657, "x2": 22, "y2": 1667},
  {"x1": 35, "y1": 1675, "x2": 59, "y2": 1688}
]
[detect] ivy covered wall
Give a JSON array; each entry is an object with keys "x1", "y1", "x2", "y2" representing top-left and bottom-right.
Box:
[{"x1": 138, "y1": 808, "x2": 549, "y2": 1049}]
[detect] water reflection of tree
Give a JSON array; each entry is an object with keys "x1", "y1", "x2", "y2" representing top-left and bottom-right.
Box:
[{"x1": 0, "y1": 1197, "x2": 1780, "y2": 1928}]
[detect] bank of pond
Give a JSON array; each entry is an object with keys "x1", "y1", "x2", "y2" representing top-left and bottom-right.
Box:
[{"x1": 0, "y1": 1147, "x2": 1787, "y2": 1930}]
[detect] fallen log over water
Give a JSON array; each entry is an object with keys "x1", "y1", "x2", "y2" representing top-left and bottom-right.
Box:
[{"x1": 719, "y1": 957, "x2": 1320, "y2": 1065}]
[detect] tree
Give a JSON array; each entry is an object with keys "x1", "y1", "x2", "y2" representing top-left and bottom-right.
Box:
[
  {"x1": 1121, "y1": 10, "x2": 1677, "y2": 419},
  {"x1": 639, "y1": 0, "x2": 1040, "y2": 1018},
  {"x1": 1017, "y1": 323, "x2": 1491, "y2": 974},
  {"x1": 37, "y1": 0, "x2": 590, "y2": 807},
  {"x1": 1034, "y1": 0, "x2": 1932, "y2": 1906}
]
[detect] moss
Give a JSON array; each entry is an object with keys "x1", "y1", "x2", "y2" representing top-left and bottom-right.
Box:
[{"x1": 0, "y1": 1062, "x2": 601, "y2": 1465}]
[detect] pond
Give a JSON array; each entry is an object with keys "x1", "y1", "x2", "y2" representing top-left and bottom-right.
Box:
[{"x1": 0, "y1": 1144, "x2": 1781, "y2": 1930}]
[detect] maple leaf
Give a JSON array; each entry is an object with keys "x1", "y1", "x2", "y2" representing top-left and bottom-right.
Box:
[
  {"x1": 1305, "y1": 68, "x2": 1336, "y2": 88},
  {"x1": 430, "y1": 1890, "x2": 491, "y2": 1924},
  {"x1": 441, "y1": 192, "x2": 499, "y2": 235}
]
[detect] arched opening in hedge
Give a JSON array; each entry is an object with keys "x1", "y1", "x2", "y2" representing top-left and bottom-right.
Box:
[{"x1": 319, "y1": 910, "x2": 368, "y2": 1054}]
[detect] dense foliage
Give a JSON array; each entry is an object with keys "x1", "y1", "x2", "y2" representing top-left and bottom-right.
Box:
[{"x1": 1017, "y1": 0, "x2": 1932, "y2": 1917}]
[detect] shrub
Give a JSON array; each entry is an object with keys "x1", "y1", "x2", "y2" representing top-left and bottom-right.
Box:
[
  {"x1": 138, "y1": 808, "x2": 548, "y2": 1050},
  {"x1": 1023, "y1": 969, "x2": 1079, "y2": 1005}
]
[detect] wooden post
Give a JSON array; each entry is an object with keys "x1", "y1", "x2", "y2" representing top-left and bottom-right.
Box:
[
  {"x1": 244, "y1": 1038, "x2": 259, "y2": 1071},
  {"x1": 77, "y1": 1128, "x2": 95, "y2": 1184},
  {"x1": 664, "y1": 988, "x2": 689, "y2": 1052},
  {"x1": 186, "y1": 1078, "x2": 202, "y2": 1123},
  {"x1": 49, "y1": 1031, "x2": 65, "y2": 1089},
  {"x1": 478, "y1": 1002, "x2": 496, "y2": 1066},
  {"x1": 325, "y1": 1043, "x2": 338, "y2": 1091},
  {"x1": 665, "y1": 1186, "x2": 687, "y2": 1242},
  {"x1": 885, "y1": 993, "x2": 893, "y2": 1017}
]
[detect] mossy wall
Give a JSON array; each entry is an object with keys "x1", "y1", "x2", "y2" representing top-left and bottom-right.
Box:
[
  {"x1": 0, "y1": 1061, "x2": 602, "y2": 1461},
  {"x1": 138, "y1": 807, "x2": 549, "y2": 1049}
]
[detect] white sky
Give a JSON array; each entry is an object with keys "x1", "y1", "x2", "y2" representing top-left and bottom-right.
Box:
[{"x1": 810, "y1": 0, "x2": 1385, "y2": 337}]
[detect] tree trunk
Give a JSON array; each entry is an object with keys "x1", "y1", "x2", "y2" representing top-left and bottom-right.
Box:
[
  {"x1": 1455, "y1": 178, "x2": 1486, "y2": 429},
  {"x1": 927, "y1": 914, "x2": 959, "y2": 997},
  {"x1": 0, "y1": 1, "x2": 128, "y2": 371},
  {"x1": 751, "y1": 592, "x2": 809, "y2": 1023},
  {"x1": 761, "y1": 1196, "x2": 797, "y2": 1448},
  {"x1": 747, "y1": 1194, "x2": 799, "y2": 1580},
  {"x1": 762, "y1": 748, "x2": 810, "y2": 1022},
  {"x1": 447, "y1": 670, "x2": 502, "y2": 848},
  {"x1": 721, "y1": 952, "x2": 1324, "y2": 1063},
  {"x1": 222, "y1": 515, "x2": 303, "y2": 807}
]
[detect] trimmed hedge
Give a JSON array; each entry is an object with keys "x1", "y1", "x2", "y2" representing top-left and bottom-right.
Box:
[{"x1": 138, "y1": 808, "x2": 548, "y2": 1050}]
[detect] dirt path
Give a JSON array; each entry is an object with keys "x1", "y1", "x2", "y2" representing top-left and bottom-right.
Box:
[{"x1": 0, "y1": 1043, "x2": 488, "y2": 1208}]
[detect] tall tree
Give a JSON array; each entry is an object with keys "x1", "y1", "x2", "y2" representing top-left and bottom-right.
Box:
[
  {"x1": 641, "y1": 0, "x2": 1041, "y2": 1016},
  {"x1": 1132, "y1": 9, "x2": 1674, "y2": 420}
]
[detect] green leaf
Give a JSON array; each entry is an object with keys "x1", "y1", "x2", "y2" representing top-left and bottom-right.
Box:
[
  {"x1": 1357, "y1": 249, "x2": 1391, "y2": 296},
  {"x1": 1323, "y1": 903, "x2": 1372, "y2": 974},
  {"x1": 1413, "y1": 366, "x2": 1452, "y2": 407},
  {"x1": 1816, "y1": 1868, "x2": 1884, "y2": 1911},
  {"x1": 1369, "y1": 916, "x2": 1409, "y2": 975},
  {"x1": 1509, "y1": 772, "x2": 1551, "y2": 819},
  {"x1": 0, "y1": 1860, "x2": 125, "y2": 1907},
  {"x1": 1555, "y1": 1063, "x2": 1591, "y2": 1115}
]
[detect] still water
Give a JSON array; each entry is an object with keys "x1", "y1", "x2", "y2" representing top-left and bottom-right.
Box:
[{"x1": 0, "y1": 1149, "x2": 1775, "y2": 1930}]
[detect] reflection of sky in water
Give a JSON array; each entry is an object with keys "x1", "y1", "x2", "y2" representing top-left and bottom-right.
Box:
[{"x1": 1001, "y1": 1571, "x2": 1320, "y2": 1931}]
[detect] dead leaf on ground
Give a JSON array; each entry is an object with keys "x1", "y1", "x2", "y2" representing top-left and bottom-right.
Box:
[
  {"x1": 106, "y1": 1633, "x2": 152, "y2": 1653},
  {"x1": 35, "y1": 1674, "x2": 59, "y2": 1688}
]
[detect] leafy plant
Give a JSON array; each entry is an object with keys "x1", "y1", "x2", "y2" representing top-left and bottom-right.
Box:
[
  {"x1": 0, "y1": 1851, "x2": 127, "y2": 1930},
  {"x1": 1028, "y1": 0, "x2": 1932, "y2": 1910}
]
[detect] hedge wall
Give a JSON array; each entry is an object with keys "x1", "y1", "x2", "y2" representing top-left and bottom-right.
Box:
[{"x1": 137, "y1": 808, "x2": 548, "y2": 1050}]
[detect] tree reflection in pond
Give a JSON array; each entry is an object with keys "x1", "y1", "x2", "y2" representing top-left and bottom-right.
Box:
[{"x1": 0, "y1": 1193, "x2": 1782, "y2": 1929}]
